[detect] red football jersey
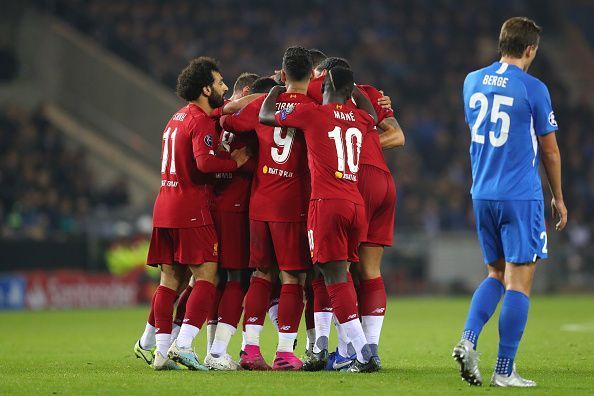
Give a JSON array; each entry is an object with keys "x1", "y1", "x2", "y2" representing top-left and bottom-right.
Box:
[
  {"x1": 152, "y1": 104, "x2": 221, "y2": 228},
  {"x1": 212, "y1": 131, "x2": 258, "y2": 213},
  {"x1": 222, "y1": 93, "x2": 313, "y2": 222},
  {"x1": 357, "y1": 84, "x2": 393, "y2": 173},
  {"x1": 275, "y1": 102, "x2": 375, "y2": 205},
  {"x1": 308, "y1": 77, "x2": 393, "y2": 173}
]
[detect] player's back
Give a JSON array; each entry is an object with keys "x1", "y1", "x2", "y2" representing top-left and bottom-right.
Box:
[
  {"x1": 222, "y1": 93, "x2": 313, "y2": 222},
  {"x1": 303, "y1": 103, "x2": 373, "y2": 205},
  {"x1": 464, "y1": 62, "x2": 556, "y2": 201},
  {"x1": 153, "y1": 104, "x2": 216, "y2": 228}
]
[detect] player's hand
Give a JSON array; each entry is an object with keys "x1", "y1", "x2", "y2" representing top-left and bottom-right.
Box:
[
  {"x1": 377, "y1": 90, "x2": 392, "y2": 110},
  {"x1": 269, "y1": 84, "x2": 286, "y2": 95},
  {"x1": 231, "y1": 146, "x2": 250, "y2": 168},
  {"x1": 551, "y1": 197, "x2": 567, "y2": 231}
]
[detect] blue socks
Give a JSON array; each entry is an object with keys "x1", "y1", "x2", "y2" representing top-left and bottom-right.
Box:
[
  {"x1": 496, "y1": 290, "x2": 530, "y2": 375},
  {"x1": 462, "y1": 277, "x2": 505, "y2": 349}
]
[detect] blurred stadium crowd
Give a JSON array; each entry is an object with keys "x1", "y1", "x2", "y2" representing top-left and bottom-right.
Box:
[{"x1": 1, "y1": 0, "x2": 592, "y2": 258}]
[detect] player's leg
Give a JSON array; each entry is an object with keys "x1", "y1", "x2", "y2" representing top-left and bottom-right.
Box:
[
  {"x1": 167, "y1": 226, "x2": 219, "y2": 371},
  {"x1": 357, "y1": 245, "x2": 387, "y2": 359},
  {"x1": 311, "y1": 271, "x2": 333, "y2": 356},
  {"x1": 135, "y1": 291, "x2": 157, "y2": 365},
  {"x1": 319, "y1": 260, "x2": 374, "y2": 372},
  {"x1": 267, "y1": 279, "x2": 281, "y2": 331},
  {"x1": 356, "y1": 168, "x2": 396, "y2": 364},
  {"x1": 303, "y1": 273, "x2": 316, "y2": 357},
  {"x1": 205, "y1": 269, "x2": 225, "y2": 355},
  {"x1": 268, "y1": 221, "x2": 312, "y2": 370},
  {"x1": 207, "y1": 268, "x2": 251, "y2": 370},
  {"x1": 491, "y1": 262, "x2": 536, "y2": 386},
  {"x1": 171, "y1": 276, "x2": 193, "y2": 344},
  {"x1": 453, "y1": 200, "x2": 503, "y2": 385},
  {"x1": 492, "y1": 200, "x2": 545, "y2": 387},
  {"x1": 272, "y1": 270, "x2": 306, "y2": 370},
  {"x1": 152, "y1": 263, "x2": 186, "y2": 370}
]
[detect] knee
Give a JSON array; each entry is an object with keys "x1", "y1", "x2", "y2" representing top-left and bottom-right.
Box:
[
  {"x1": 253, "y1": 268, "x2": 273, "y2": 282},
  {"x1": 281, "y1": 271, "x2": 306, "y2": 285},
  {"x1": 358, "y1": 264, "x2": 381, "y2": 280},
  {"x1": 191, "y1": 262, "x2": 218, "y2": 283}
]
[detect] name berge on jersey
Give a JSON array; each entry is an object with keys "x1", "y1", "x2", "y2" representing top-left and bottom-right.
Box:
[{"x1": 482, "y1": 75, "x2": 509, "y2": 87}]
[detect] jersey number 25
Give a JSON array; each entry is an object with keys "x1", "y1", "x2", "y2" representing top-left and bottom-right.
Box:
[{"x1": 469, "y1": 93, "x2": 514, "y2": 147}]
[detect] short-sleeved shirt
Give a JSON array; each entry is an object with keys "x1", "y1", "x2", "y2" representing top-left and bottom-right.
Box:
[
  {"x1": 222, "y1": 93, "x2": 313, "y2": 222},
  {"x1": 212, "y1": 130, "x2": 257, "y2": 213},
  {"x1": 274, "y1": 102, "x2": 375, "y2": 205},
  {"x1": 463, "y1": 61, "x2": 558, "y2": 200},
  {"x1": 308, "y1": 77, "x2": 392, "y2": 173},
  {"x1": 153, "y1": 103, "x2": 220, "y2": 228}
]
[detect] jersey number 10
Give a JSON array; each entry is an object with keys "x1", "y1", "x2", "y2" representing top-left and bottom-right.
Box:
[
  {"x1": 469, "y1": 93, "x2": 514, "y2": 147},
  {"x1": 328, "y1": 126, "x2": 362, "y2": 174}
]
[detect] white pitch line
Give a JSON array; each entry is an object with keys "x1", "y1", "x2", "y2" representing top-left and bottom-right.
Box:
[{"x1": 561, "y1": 323, "x2": 594, "y2": 332}]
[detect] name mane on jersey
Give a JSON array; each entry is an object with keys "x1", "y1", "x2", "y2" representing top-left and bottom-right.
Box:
[
  {"x1": 333, "y1": 109, "x2": 356, "y2": 122},
  {"x1": 482, "y1": 74, "x2": 509, "y2": 88},
  {"x1": 172, "y1": 112, "x2": 187, "y2": 121}
]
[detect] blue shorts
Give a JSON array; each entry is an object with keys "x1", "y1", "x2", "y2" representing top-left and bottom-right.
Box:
[{"x1": 473, "y1": 199, "x2": 548, "y2": 265}]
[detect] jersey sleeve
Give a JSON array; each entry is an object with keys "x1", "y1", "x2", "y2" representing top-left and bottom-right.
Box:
[
  {"x1": 361, "y1": 85, "x2": 394, "y2": 123},
  {"x1": 274, "y1": 102, "x2": 315, "y2": 130},
  {"x1": 191, "y1": 119, "x2": 217, "y2": 158},
  {"x1": 221, "y1": 100, "x2": 259, "y2": 133},
  {"x1": 527, "y1": 79, "x2": 558, "y2": 136}
]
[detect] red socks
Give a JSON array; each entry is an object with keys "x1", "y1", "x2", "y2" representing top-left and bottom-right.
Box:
[
  {"x1": 154, "y1": 285, "x2": 177, "y2": 334},
  {"x1": 218, "y1": 280, "x2": 246, "y2": 327},
  {"x1": 326, "y1": 282, "x2": 359, "y2": 324},
  {"x1": 207, "y1": 286, "x2": 223, "y2": 326},
  {"x1": 304, "y1": 283, "x2": 315, "y2": 331},
  {"x1": 312, "y1": 278, "x2": 332, "y2": 313},
  {"x1": 243, "y1": 277, "x2": 272, "y2": 328},
  {"x1": 359, "y1": 277, "x2": 387, "y2": 316},
  {"x1": 148, "y1": 291, "x2": 157, "y2": 326},
  {"x1": 173, "y1": 285, "x2": 193, "y2": 327},
  {"x1": 278, "y1": 284, "x2": 305, "y2": 333},
  {"x1": 184, "y1": 280, "x2": 216, "y2": 329}
]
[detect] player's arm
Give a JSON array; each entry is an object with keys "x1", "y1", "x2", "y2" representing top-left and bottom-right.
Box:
[
  {"x1": 221, "y1": 94, "x2": 265, "y2": 115},
  {"x1": 538, "y1": 132, "x2": 567, "y2": 231},
  {"x1": 377, "y1": 90, "x2": 393, "y2": 110},
  {"x1": 221, "y1": 101, "x2": 259, "y2": 133},
  {"x1": 352, "y1": 87, "x2": 378, "y2": 124},
  {"x1": 258, "y1": 85, "x2": 286, "y2": 126},
  {"x1": 377, "y1": 116, "x2": 405, "y2": 148}
]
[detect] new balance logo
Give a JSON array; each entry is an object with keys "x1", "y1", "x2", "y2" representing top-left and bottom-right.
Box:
[
  {"x1": 347, "y1": 314, "x2": 358, "y2": 320},
  {"x1": 183, "y1": 318, "x2": 190, "y2": 323},
  {"x1": 280, "y1": 325, "x2": 291, "y2": 331},
  {"x1": 371, "y1": 308, "x2": 386, "y2": 314},
  {"x1": 247, "y1": 317, "x2": 259, "y2": 323},
  {"x1": 322, "y1": 307, "x2": 333, "y2": 312}
]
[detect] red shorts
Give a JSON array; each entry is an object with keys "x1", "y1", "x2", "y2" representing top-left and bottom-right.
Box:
[
  {"x1": 308, "y1": 199, "x2": 367, "y2": 264},
  {"x1": 212, "y1": 211, "x2": 250, "y2": 270},
  {"x1": 249, "y1": 220, "x2": 312, "y2": 272},
  {"x1": 358, "y1": 165, "x2": 396, "y2": 246},
  {"x1": 146, "y1": 226, "x2": 218, "y2": 266}
]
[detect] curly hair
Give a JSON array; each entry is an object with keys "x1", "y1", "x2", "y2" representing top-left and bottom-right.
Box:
[{"x1": 175, "y1": 57, "x2": 220, "y2": 101}]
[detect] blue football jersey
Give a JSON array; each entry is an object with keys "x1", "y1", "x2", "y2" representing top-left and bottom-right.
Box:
[{"x1": 463, "y1": 61, "x2": 558, "y2": 200}]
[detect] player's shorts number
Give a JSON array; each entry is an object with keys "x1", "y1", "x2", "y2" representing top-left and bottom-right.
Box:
[
  {"x1": 272, "y1": 127, "x2": 295, "y2": 164},
  {"x1": 469, "y1": 93, "x2": 514, "y2": 147},
  {"x1": 161, "y1": 127, "x2": 178, "y2": 174},
  {"x1": 327, "y1": 126, "x2": 362, "y2": 173},
  {"x1": 540, "y1": 231, "x2": 548, "y2": 254}
]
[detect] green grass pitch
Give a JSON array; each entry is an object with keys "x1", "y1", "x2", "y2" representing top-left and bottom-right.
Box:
[{"x1": 1, "y1": 296, "x2": 593, "y2": 395}]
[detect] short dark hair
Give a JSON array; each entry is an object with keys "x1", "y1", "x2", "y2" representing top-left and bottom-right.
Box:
[
  {"x1": 282, "y1": 46, "x2": 313, "y2": 82},
  {"x1": 251, "y1": 77, "x2": 279, "y2": 94},
  {"x1": 498, "y1": 17, "x2": 542, "y2": 58},
  {"x1": 316, "y1": 56, "x2": 351, "y2": 72},
  {"x1": 326, "y1": 66, "x2": 354, "y2": 95},
  {"x1": 176, "y1": 57, "x2": 220, "y2": 101},
  {"x1": 233, "y1": 72, "x2": 259, "y2": 93},
  {"x1": 309, "y1": 48, "x2": 327, "y2": 68}
]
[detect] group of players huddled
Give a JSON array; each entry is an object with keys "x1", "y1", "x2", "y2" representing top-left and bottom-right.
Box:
[{"x1": 133, "y1": 46, "x2": 404, "y2": 373}]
